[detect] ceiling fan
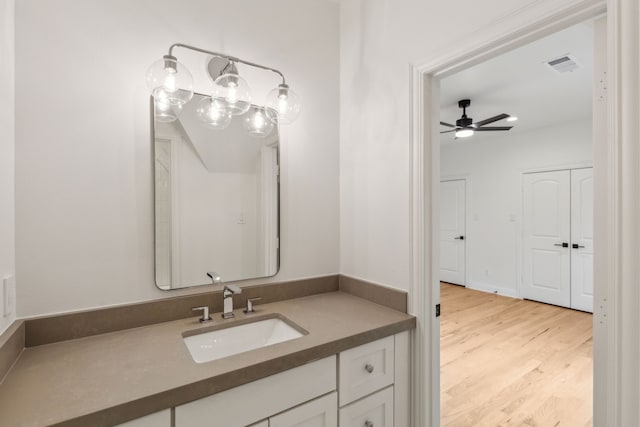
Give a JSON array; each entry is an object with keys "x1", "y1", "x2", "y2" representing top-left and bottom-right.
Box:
[{"x1": 440, "y1": 99, "x2": 516, "y2": 138}]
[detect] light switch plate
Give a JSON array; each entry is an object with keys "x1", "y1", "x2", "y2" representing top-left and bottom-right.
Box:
[{"x1": 3, "y1": 275, "x2": 15, "y2": 317}]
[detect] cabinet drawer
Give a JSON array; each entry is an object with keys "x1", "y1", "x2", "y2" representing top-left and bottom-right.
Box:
[
  {"x1": 339, "y1": 336, "x2": 394, "y2": 406},
  {"x1": 176, "y1": 356, "x2": 336, "y2": 427},
  {"x1": 339, "y1": 386, "x2": 394, "y2": 427},
  {"x1": 115, "y1": 409, "x2": 171, "y2": 427},
  {"x1": 270, "y1": 392, "x2": 337, "y2": 427}
]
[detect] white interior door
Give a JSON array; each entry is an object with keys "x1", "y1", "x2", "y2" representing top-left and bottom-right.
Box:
[
  {"x1": 522, "y1": 170, "x2": 571, "y2": 308},
  {"x1": 440, "y1": 180, "x2": 466, "y2": 285},
  {"x1": 571, "y1": 168, "x2": 594, "y2": 312}
]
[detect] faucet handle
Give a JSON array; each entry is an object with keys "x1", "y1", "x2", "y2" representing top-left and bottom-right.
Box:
[
  {"x1": 223, "y1": 284, "x2": 242, "y2": 296},
  {"x1": 206, "y1": 272, "x2": 222, "y2": 284},
  {"x1": 243, "y1": 297, "x2": 262, "y2": 314},
  {"x1": 192, "y1": 306, "x2": 212, "y2": 323}
]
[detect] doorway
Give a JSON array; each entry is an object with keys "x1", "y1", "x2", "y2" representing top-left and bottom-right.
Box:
[
  {"x1": 424, "y1": 9, "x2": 604, "y2": 425},
  {"x1": 411, "y1": 2, "x2": 640, "y2": 426},
  {"x1": 437, "y1": 19, "x2": 596, "y2": 424}
]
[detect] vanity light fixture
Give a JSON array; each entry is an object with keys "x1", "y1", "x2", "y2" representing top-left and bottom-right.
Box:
[
  {"x1": 506, "y1": 115, "x2": 519, "y2": 122},
  {"x1": 146, "y1": 43, "x2": 301, "y2": 135}
]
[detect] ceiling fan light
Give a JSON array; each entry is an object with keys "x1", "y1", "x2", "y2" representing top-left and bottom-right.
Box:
[
  {"x1": 455, "y1": 129, "x2": 474, "y2": 138},
  {"x1": 507, "y1": 116, "x2": 519, "y2": 122}
]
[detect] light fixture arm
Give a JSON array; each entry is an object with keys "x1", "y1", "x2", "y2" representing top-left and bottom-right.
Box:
[{"x1": 167, "y1": 43, "x2": 286, "y2": 85}]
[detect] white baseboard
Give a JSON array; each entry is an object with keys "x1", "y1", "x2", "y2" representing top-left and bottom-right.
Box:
[{"x1": 465, "y1": 280, "x2": 520, "y2": 299}]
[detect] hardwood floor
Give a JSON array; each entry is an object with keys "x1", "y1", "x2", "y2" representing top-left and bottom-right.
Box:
[{"x1": 440, "y1": 283, "x2": 593, "y2": 427}]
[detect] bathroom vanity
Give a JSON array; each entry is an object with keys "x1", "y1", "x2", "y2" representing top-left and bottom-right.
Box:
[
  {"x1": 0, "y1": 278, "x2": 415, "y2": 427},
  {"x1": 125, "y1": 333, "x2": 409, "y2": 427}
]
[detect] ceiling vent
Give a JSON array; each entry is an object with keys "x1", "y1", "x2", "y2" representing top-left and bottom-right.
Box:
[{"x1": 545, "y1": 54, "x2": 580, "y2": 73}]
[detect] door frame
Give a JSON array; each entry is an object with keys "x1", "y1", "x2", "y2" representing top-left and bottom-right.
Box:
[
  {"x1": 439, "y1": 177, "x2": 468, "y2": 287},
  {"x1": 409, "y1": 0, "x2": 639, "y2": 426}
]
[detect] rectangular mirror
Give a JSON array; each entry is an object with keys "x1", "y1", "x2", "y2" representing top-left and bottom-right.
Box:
[{"x1": 153, "y1": 94, "x2": 280, "y2": 290}]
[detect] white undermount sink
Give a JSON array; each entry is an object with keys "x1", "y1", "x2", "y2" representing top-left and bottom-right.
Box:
[{"x1": 183, "y1": 316, "x2": 306, "y2": 363}]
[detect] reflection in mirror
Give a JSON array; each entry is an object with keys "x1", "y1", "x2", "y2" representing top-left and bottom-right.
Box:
[{"x1": 154, "y1": 94, "x2": 279, "y2": 290}]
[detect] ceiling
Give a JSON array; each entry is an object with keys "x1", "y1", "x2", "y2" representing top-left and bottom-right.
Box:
[{"x1": 439, "y1": 21, "x2": 594, "y2": 143}]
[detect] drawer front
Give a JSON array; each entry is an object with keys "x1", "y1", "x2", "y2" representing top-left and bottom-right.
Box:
[
  {"x1": 115, "y1": 409, "x2": 171, "y2": 427},
  {"x1": 270, "y1": 392, "x2": 337, "y2": 427},
  {"x1": 339, "y1": 386, "x2": 394, "y2": 427},
  {"x1": 339, "y1": 336, "x2": 394, "y2": 406},
  {"x1": 176, "y1": 356, "x2": 336, "y2": 427}
]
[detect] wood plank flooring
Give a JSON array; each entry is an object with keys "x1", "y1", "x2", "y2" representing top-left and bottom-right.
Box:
[{"x1": 440, "y1": 283, "x2": 593, "y2": 427}]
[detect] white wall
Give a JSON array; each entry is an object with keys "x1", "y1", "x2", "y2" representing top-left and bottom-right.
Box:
[
  {"x1": 339, "y1": 0, "x2": 596, "y2": 292},
  {"x1": 440, "y1": 120, "x2": 593, "y2": 296},
  {"x1": 15, "y1": 0, "x2": 340, "y2": 317},
  {"x1": 0, "y1": 0, "x2": 15, "y2": 334}
]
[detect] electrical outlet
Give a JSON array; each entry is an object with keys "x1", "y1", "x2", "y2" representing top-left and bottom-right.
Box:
[{"x1": 3, "y1": 275, "x2": 15, "y2": 317}]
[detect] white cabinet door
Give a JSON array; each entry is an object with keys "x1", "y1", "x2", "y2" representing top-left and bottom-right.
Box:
[
  {"x1": 339, "y1": 387, "x2": 394, "y2": 427},
  {"x1": 440, "y1": 180, "x2": 466, "y2": 285},
  {"x1": 115, "y1": 409, "x2": 171, "y2": 427},
  {"x1": 270, "y1": 392, "x2": 337, "y2": 427},
  {"x1": 570, "y1": 168, "x2": 594, "y2": 312},
  {"x1": 523, "y1": 170, "x2": 571, "y2": 308}
]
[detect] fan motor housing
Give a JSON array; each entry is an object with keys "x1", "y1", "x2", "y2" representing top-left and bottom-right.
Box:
[{"x1": 456, "y1": 117, "x2": 473, "y2": 127}]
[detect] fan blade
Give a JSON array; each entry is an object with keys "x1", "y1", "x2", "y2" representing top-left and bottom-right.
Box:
[
  {"x1": 473, "y1": 113, "x2": 510, "y2": 127},
  {"x1": 474, "y1": 126, "x2": 512, "y2": 131},
  {"x1": 440, "y1": 129, "x2": 457, "y2": 134},
  {"x1": 440, "y1": 121, "x2": 457, "y2": 128}
]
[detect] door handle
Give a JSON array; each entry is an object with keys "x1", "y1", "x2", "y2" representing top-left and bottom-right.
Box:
[
  {"x1": 554, "y1": 242, "x2": 569, "y2": 248},
  {"x1": 572, "y1": 243, "x2": 585, "y2": 249},
  {"x1": 454, "y1": 236, "x2": 465, "y2": 240}
]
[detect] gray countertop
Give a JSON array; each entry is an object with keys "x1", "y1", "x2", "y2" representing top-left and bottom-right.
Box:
[{"x1": 0, "y1": 291, "x2": 415, "y2": 427}]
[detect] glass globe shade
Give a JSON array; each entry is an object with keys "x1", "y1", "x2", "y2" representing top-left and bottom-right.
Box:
[
  {"x1": 196, "y1": 97, "x2": 232, "y2": 130},
  {"x1": 146, "y1": 56, "x2": 194, "y2": 106},
  {"x1": 213, "y1": 73, "x2": 252, "y2": 116},
  {"x1": 153, "y1": 87, "x2": 183, "y2": 122},
  {"x1": 265, "y1": 84, "x2": 301, "y2": 125},
  {"x1": 243, "y1": 106, "x2": 275, "y2": 137}
]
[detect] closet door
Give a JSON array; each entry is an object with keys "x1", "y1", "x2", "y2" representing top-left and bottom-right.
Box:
[
  {"x1": 570, "y1": 168, "x2": 594, "y2": 312},
  {"x1": 522, "y1": 170, "x2": 571, "y2": 308}
]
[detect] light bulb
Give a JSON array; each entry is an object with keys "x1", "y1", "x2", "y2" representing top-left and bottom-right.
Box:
[
  {"x1": 227, "y1": 85, "x2": 239, "y2": 104},
  {"x1": 507, "y1": 116, "x2": 519, "y2": 122},
  {"x1": 152, "y1": 87, "x2": 183, "y2": 122},
  {"x1": 243, "y1": 106, "x2": 275, "y2": 137},
  {"x1": 163, "y1": 73, "x2": 177, "y2": 93},
  {"x1": 213, "y1": 68, "x2": 252, "y2": 116},
  {"x1": 455, "y1": 129, "x2": 474, "y2": 138},
  {"x1": 265, "y1": 84, "x2": 301, "y2": 124},
  {"x1": 196, "y1": 97, "x2": 232, "y2": 130},
  {"x1": 146, "y1": 55, "x2": 194, "y2": 106}
]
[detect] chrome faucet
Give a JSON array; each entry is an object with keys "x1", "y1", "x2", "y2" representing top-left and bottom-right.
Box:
[{"x1": 222, "y1": 284, "x2": 242, "y2": 319}]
